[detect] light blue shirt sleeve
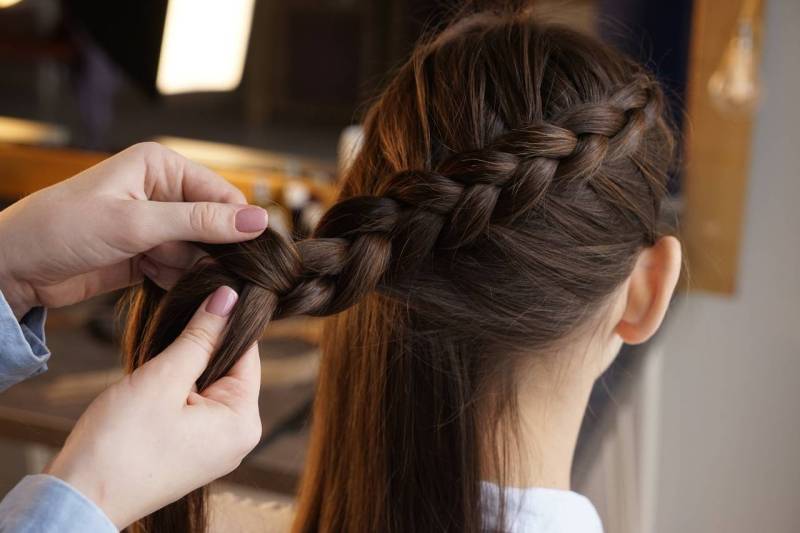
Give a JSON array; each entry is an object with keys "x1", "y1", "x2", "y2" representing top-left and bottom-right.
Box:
[
  {"x1": 0, "y1": 475, "x2": 117, "y2": 532},
  {"x1": 0, "y1": 290, "x2": 49, "y2": 393},
  {"x1": 0, "y1": 290, "x2": 117, "y2": 532}
]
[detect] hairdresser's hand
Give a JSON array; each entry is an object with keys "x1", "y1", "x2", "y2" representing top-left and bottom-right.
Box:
[
  {"x1": 46, "y1": 286, "x2": 261, "y2": 529},
  {"x1": 0, "y1": 142, "x2": 268, "y2": 319}
]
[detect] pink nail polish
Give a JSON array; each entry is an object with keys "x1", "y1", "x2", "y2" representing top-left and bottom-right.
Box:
[
  {"x1": 206, "y1": 286, "x2": 238, "y2": 317},
  {"x1": 235, "y1": 207, "x2": 268, "y2": 233}
]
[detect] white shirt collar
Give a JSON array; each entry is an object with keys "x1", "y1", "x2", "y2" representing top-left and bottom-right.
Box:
[{"x1": 481, "y1": 481, "x2": 604, "y2": 532}]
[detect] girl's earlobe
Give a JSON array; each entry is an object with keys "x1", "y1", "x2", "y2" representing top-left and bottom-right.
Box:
[{"x1": 615, "y1": 236, "x2": 682, "y2": 345}]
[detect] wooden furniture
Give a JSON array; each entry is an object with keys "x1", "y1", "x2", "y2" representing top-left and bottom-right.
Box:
[
  {"x1": 0, "y1": 117, "x2": 68, "y2": 146},
  {"x1": 0, "y1": 141, "x2": 337, "y2": 206}
]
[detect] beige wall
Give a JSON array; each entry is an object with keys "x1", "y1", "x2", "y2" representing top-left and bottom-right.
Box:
[{"x1": 656, "y1": 1, "x2": 800, "y2": 531}]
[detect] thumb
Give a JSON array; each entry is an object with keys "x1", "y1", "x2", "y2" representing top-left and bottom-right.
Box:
[
  {"x1": 140, "y1": 201, "x2": 268, "y2": 245},
  {"x1": 153, "y1": 286, "x2": 239, "y2": 388}
]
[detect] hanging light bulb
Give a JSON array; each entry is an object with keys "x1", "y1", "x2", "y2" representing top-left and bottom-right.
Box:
[{"x1": 708, "y1": 0, "x2": 762, "y2": 115}]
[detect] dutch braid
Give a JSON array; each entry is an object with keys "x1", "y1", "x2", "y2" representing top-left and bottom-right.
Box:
[
  {"x1": 125, "y1": 12, "x2": 677, "y2": 533},
  {"x1": 127, "y1": 76, "x2": 665, "y2": 390},
  {"x1": 138, "y1": 82, "x2": 657, "y2": 394}
]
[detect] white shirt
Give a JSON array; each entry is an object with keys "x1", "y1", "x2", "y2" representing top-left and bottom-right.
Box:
[
  {"x1": 210, "y1": 483, "x2": 603, "y2": 533},
  {"x1": 481, "y1": 482, "x2": 604, "y2": 532}
]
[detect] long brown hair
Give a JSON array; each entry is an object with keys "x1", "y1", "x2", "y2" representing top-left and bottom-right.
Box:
[{"x1": 123, "y1": 9, "x2": 675, "y2": 533}]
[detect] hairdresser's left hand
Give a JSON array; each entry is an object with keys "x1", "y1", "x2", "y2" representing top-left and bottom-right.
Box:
[
  {"x1": 0, "y1": 142, "x2": 268, "y2": 319},
  {"x1": 45, "y1": 285, "x2": 262, "y2": 529}
]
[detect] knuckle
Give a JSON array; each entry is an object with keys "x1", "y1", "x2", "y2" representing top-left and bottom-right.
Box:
[
  {"x1": 231, "y1": 414, "x2": 262, "y2": 458},
  {"x1": 218, "y1": 417, "x2": 261, "y2": 473},
  {"x1": 189, "y1": 202, "x2": 220, "y2": 235},
  {"x1": 243, "y1": 417, "x2": 263, "y2": 449},
  {"x1": 225, "y1": 455, "x2": 245, "y2": 474},
  {"x1": 122, "y1": 366, "x2": 152, "y2": 394},
  {"x1": 130, "y1": 141, "x2": 163, "y2": 156},
  {"x1": 147, "y1": 356, "x2": 180, "y2": 380},
  {"x1": 178, "y1": 323, "x2": 218, "y2": 354},
  {"x1": 235, "y1": 419, "x2": 262, "y2": 456},
  {"x1": 230, "y1": 411, "x2": 261, "y2": 444}
]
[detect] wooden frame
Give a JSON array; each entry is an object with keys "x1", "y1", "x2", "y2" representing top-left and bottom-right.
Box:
[{"x1": 681, "y1": 0, "x2": 763, "y2": 294}]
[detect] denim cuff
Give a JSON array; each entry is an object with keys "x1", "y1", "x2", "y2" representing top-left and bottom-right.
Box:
[
  {"x1": 0, "y1": 290, "x2": 49, "y2": 392},
  {"x1": 0, "y1": 474, "x2": 117, "y2": 532}
]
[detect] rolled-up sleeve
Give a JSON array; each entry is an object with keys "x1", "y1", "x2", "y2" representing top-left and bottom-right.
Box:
[
  {"x1": 0, "y1": 475, "x2": 117, "y2": 532},
  {"x1": 0, "y1": 290, "x2": 49, "y2": 392}
]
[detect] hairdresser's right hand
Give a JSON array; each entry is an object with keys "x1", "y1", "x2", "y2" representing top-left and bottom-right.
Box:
[
  {"x1": 0, "y1": 142, "x2": 268, "y2": 320},
  {"x1": 44, "y1": 286, "x2": 262, "y2": 530}
]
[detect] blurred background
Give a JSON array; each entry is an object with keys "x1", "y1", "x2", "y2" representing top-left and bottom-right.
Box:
[{"x1": 0, "y1": 1, "x2": 797, "y2": 532}]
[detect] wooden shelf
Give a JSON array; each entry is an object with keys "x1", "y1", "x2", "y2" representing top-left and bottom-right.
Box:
[{"x1": 0, "y1": 142, "x2": 338, "y2": 206}]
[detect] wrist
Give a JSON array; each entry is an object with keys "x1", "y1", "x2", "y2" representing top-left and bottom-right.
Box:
[
  {"x1": 0, "y1": 273, "x2": 36, "y2": 319},
  {"x1": 0, "y1": 238, "x2": 37, "y2": 318},
  {"x1": 45, "y1": 458, "x2": 124, "y2": 529}
]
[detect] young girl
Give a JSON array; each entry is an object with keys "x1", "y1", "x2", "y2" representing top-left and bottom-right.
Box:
[{"x1": 125, "y1": 8, "x2": 681, "y2": 533}]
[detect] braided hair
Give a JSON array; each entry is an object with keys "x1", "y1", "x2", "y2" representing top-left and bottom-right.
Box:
[{"x1": 125, "y1": 10, "x2": 676, "y2": 533}]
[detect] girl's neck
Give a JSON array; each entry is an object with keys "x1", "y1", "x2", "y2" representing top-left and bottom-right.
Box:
[{"x1": 485, "y1": 357, "x2": 598, "y2": 490}]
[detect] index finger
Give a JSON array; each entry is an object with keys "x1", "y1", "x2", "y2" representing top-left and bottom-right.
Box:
[
  {"x1": 141, "y1": 143, "x2": 247, "y2": 204},
  {"x1": 180, "y1": 157, "x2": 247, "y2": 205}
]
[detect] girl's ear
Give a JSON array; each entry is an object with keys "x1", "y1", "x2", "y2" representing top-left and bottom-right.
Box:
[{"x1": 615, "y1": 236, "x2": 682, "y2": 345}]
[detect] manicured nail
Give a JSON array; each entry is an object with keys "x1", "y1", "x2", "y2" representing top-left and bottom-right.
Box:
[
  {"x1": 206, "y1": 286, "x2": 238, "y2": 317},
  {"x1": 140, "y1": 257, "x2": 159, "y2": 279},
  {"x1": 235, "y1": 206, "x2": 268, "y2": 233}
]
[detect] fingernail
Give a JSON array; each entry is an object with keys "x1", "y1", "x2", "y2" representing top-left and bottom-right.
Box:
[
  {"x1": 140, "y1": 257, "x2": 159, "y2": 279},
  {"x1": 206, "y1": 286, "x2": 238, "y2": 317},
  {"x1": 235, "y1": 207, "x2": 268, "y2": 233}
]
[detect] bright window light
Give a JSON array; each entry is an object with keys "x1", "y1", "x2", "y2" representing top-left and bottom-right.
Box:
[{"x1": 156, "y1": 0, "x2": 255, "y2": 95}]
